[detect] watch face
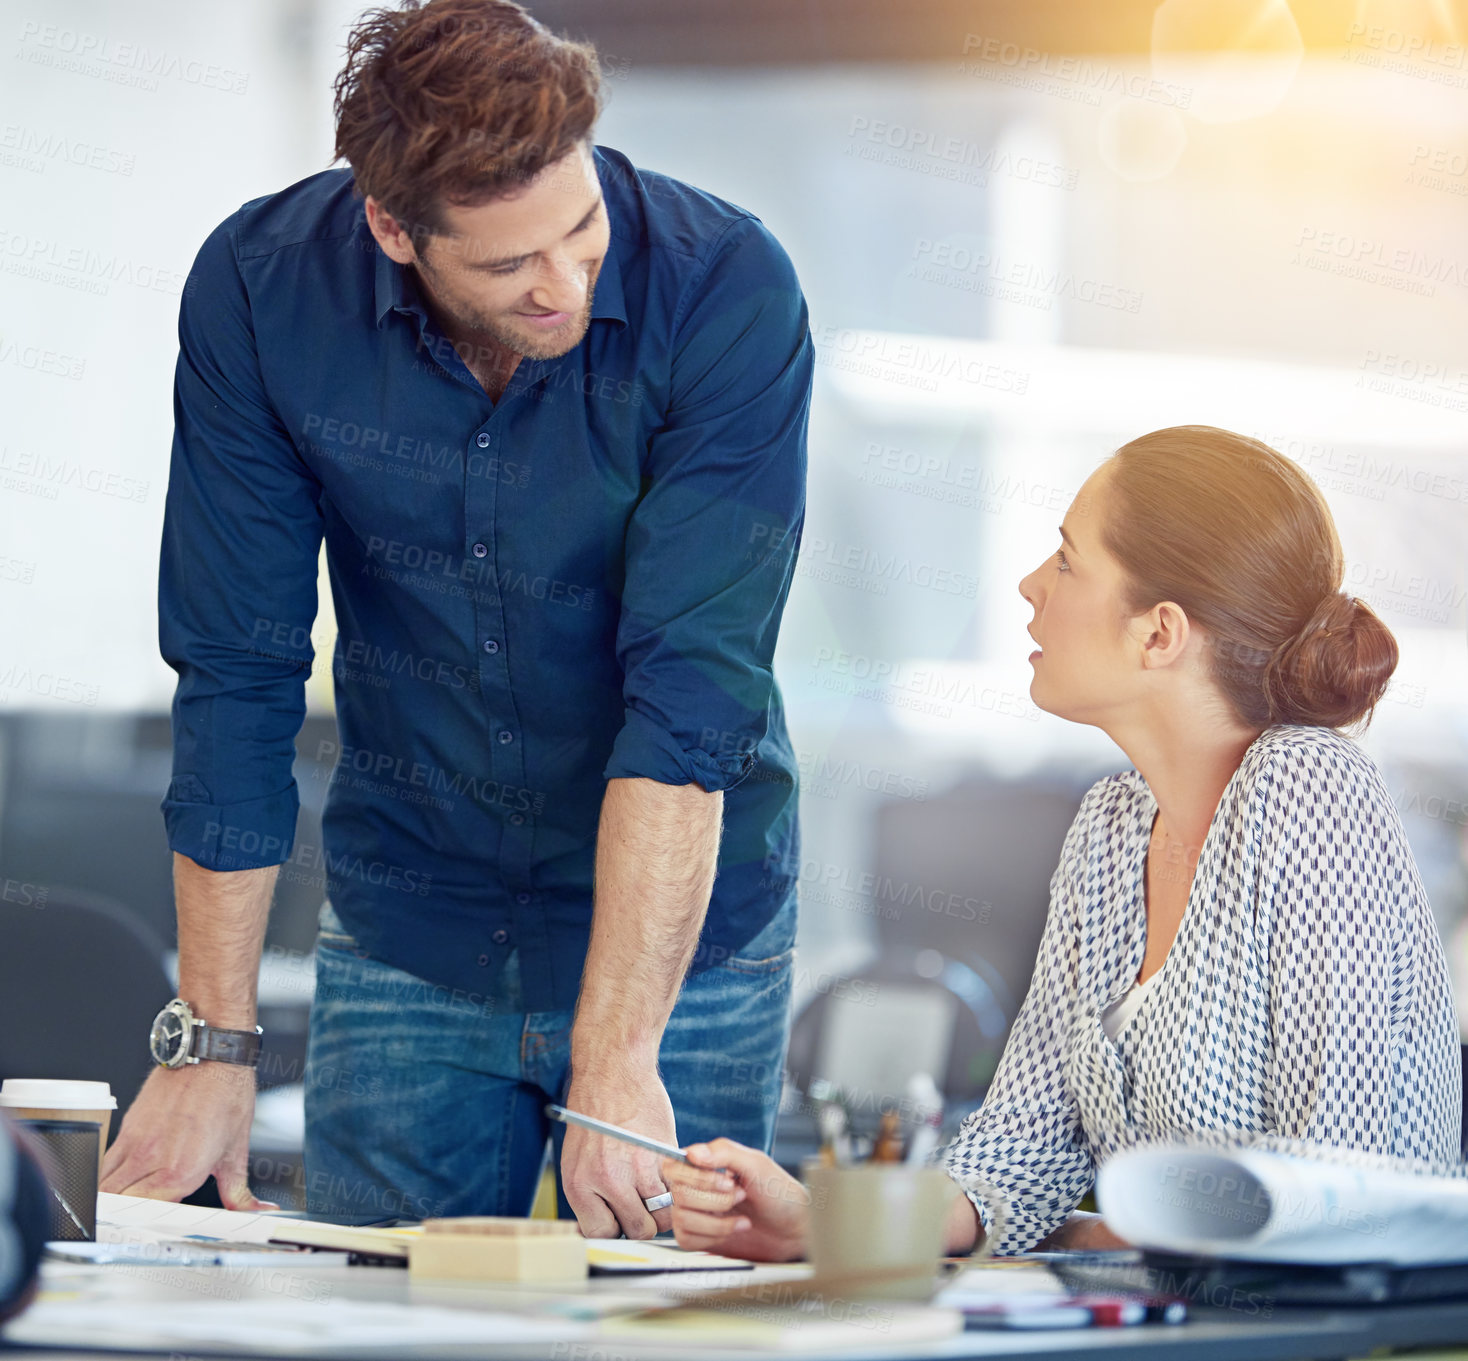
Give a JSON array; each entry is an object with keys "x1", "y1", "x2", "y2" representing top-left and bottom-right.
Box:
[{"x1": 149, "y1": 1005, "x2": 188, "y2": 1066}]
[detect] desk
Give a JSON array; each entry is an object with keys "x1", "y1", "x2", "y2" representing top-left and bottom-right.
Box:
[{"x1": 5, "y1": 1260, "x2": 1468, "y2": 1361}]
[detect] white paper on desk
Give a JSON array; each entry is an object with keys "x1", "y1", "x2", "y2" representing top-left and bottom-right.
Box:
[
  {"x1": 935, "y1": 1265, "x2": 1067, "y2": 1308},
  {"x1": 1097, "y1": 1142, "x2": 1468, "y2": 1265},
  {"x1": 46, "y1": 1239, "x2": 353, "y2": 1268},
  {"x1": 585, "y1": 1238, "x2": 755, "y2": 1273},
  {"x1": 95, "y1": 1192, "x2": 383, "y2": 1255},
  {"x1": 97, "y1": 1192, "x2": 299, "y2": 1247},
  {"x1": 7, "y1": 1294, "x2": 588, "y2": 1352}
]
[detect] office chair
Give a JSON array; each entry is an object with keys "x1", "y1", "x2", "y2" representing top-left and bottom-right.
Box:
[
  {"x1": 0, "y1": 887, "x2": 173, "y2": 1134},
  {"x1": 785, "y1": 945, "x2": 1012, "y2": 1114},
  {"x1": 870, "y1": 776, "x2": 1088, "y2": 1061}
]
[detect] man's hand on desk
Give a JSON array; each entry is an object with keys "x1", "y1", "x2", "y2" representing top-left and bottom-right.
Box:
[
  {"x1": 100, "y1": 1062, "x2": 278, "y2": 1211},
  {"x1": 559, "y1": 1065, "x2": 677, "y2": 1240}
]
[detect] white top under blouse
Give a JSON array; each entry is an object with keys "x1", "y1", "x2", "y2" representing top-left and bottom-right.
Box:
[
  {"x1": 1100, "y1": 971, "x2": 1161, "y2": 1042},
  {"x1": 940, "y1": 725, "x2": 1463, "y2": 1254}
]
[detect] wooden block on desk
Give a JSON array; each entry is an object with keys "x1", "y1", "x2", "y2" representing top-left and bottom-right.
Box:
[
  {"x1": 410, "y1": 1217, "x2": 587, "y2": 1282},
  {"x1": 422, "y1": 1217, "x2": 579, "y2": 1237}
]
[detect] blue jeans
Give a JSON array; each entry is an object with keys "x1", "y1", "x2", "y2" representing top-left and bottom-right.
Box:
[{"x1": 302, "y1": 898, "x2": 796, "y2": 1220}]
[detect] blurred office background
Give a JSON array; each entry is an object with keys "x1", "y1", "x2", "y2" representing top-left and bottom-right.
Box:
[{"x1": 2, "y1": 0, "x2": 1466, "y2": 1204}]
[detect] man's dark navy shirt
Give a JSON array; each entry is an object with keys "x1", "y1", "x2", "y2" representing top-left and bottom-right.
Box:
[{"x1": 159, "y1": 146, "x2": 811, "y2": 1010}]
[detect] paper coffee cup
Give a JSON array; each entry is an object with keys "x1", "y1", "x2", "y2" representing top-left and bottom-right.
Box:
[
  {"x1": 803, "y1": 1164, "x2": 960, "y2": 1301},
  {"x1": 0, "y1": 1080, "x2": 115, "y2": 1183}
]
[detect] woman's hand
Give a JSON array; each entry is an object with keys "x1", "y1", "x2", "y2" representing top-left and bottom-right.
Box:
[
  {"x1": 944, "y1": 1188, "x2": 983, "y2": 1254},
  {"x1": 660, "y1": 1137, "x2": 810, "y2": 1263},
  {"x1": 1033, "y1": 1211, "x2": 1132, "y2": 1251}
]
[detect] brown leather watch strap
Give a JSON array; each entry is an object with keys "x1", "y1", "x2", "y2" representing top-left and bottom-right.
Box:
[{"x1": 195, "y1": 1024, "x2": 263, "y2": 1067}]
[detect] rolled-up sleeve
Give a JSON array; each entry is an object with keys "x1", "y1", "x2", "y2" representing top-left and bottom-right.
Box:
[
  {"x1": 602, "y1": 217, "x2": 812, "y2": 792},
  {"x1": 158, "y1": 213, "x2": 324, "y2": 870}
]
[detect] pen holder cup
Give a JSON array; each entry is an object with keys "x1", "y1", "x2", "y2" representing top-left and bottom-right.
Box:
[
  {"x1": 802, "y1": 1164, "x2": 959, "y2": 1301},
  {"x1": 17, "y1": 1119, "x2": 98, "y2": 1241}
]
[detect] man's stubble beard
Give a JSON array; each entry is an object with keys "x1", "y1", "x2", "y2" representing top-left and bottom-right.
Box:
[{"x1": 416, "y1": 255, "x2": 602, "y2": 362}]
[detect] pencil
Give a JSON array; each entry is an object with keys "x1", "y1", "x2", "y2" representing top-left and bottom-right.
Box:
[{"x1": 544, "y1": 1104, "x2": 690, "y2": 1162}]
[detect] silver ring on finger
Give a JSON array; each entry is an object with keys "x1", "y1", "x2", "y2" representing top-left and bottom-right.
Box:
[{"x1": 642, "y1": 1190, "x2": 674, "y2": 1212}]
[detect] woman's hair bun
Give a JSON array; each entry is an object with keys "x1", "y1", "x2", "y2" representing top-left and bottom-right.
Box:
[
  {"x1": 1103, "y1": 428, "x2": 1403, "y2": 731},
  {"x1": 1263, "y1": 593, "x2": 1398, "y2": 729}
]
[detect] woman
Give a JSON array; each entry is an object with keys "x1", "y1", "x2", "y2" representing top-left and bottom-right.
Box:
[{"x1": 660, "y1": 426, "x2": 1462, "y2": 1260}]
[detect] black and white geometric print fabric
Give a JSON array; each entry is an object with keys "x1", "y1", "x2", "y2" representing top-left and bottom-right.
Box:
[{"x1": 939, "y1": 725, "x2": 1463, "y2": 1254}]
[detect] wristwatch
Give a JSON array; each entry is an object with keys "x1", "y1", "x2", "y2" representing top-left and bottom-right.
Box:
[{"x1": 149, "y1": 998, "x2": 262, "y2": 1069}]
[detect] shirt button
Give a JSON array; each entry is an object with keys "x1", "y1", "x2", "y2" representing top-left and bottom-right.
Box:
[
  {"x1": 477, "y1": 953, "x2": 489, "y2": 967},
  {"x1": 491, "y1": 929, "x2": 509, "y2": 944},
  {"x1": 483, "y1": 639, "x2": 499, "y2": 654},
  {"x1": 516, "y1": 892, "x2": 531, "y2": 905},
  {"x1": 472, "y1": 542, "x2": 488, "y2": 558},
  {"x1": 476, "y1": 432, "x2": 491, "y2": 448},
  {"x1": 509, "y1": 813, "x2": 525, "y2": 826},
  {"x1": 498, "y1": 730, "x2": 514, "y2": 744}
]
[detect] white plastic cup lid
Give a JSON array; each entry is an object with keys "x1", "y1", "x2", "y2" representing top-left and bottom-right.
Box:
[{"x1": 0, "y1": 1079, "x2": 116, "y2": 1109}]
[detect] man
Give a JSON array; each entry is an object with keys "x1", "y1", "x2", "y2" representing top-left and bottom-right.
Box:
[{"x1": 101, "y1": 0, "x2": 811, "y2": 1240}]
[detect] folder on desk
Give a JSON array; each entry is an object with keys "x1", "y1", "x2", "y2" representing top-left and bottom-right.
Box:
[
  {"x1": 266, "y1": 1221, "x2": 421, "y2": 1260},
  {"x1": 266, "y1": 1222, "x2": 753, "y2": 1272},
  {"x1": 584, "y1": 1239, "x2": 754, "y2": 1274}
]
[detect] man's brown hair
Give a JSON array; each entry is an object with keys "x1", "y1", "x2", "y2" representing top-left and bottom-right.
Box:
[{"x1": 333, "y1": 0, "x2": 604, "y2": 240}]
